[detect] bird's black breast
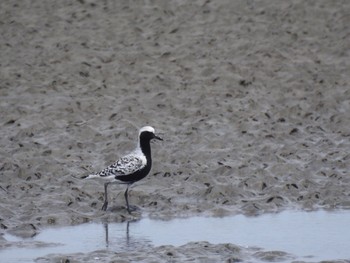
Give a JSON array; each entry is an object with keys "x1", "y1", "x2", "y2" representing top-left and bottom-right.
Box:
[{"x1": 115, "y1": 160, "x2": 152, "y2": 183}]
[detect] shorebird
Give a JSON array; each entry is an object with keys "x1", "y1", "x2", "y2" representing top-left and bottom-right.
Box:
[{"x1": 83, "y1": 126, "x2": 162, "y2": 213}]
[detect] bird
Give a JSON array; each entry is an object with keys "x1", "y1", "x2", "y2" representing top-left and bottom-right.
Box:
[{"x1": 83, "y1": 126, "x2": 162, "y2": 213}]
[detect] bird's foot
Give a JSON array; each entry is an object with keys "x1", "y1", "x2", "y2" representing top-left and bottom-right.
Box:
[
  {"x1": 126, "y1": 205, "x2": 139, "y2": 214},
  {"x1": 101, "y1": 201, "x2": 108, "y2": 211}
]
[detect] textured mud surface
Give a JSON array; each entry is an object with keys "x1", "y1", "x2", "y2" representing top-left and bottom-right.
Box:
[{"x1": 1, "y1": 0, "x2": 350, "y2": 262}]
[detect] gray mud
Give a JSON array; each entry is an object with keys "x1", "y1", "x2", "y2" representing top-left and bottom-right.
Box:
[{"x1": 1, "y1": 0, "x2": 350, "y2": 262}]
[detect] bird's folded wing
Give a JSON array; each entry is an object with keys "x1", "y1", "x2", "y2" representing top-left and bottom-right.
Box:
[{"x1": 97, "y1": 154, "x2": 144, "y2": 177}]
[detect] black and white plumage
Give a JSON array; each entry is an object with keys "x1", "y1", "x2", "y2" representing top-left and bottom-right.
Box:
[{"x1": 84, "y1": 126, "x2": 162, "y2": 213}]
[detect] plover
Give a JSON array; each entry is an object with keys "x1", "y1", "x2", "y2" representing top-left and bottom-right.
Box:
[{"x1": 83, "y1": 126, "x2": 162, "y2": 213}]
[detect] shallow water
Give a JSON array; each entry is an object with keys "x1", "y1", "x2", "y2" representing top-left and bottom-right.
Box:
[{"x1": 1, "y1": 210, "x2": 350, "y2": 262}]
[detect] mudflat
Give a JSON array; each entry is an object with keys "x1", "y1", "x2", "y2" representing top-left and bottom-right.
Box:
[{"x1": 1, "y1": 0, "x2": 349, "y2": 262}]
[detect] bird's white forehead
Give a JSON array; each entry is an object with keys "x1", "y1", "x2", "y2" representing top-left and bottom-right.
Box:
[{"x1": 139, "y1": 126, "x2": 155, "y2": 134}]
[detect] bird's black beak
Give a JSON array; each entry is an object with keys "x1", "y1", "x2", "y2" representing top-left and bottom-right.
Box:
[{"x1": 154, "y1": 134, "x2": 163, "y2": 141}]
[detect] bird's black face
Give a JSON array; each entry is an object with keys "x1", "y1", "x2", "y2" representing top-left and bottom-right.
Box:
[{"x1": 140, "y1": 131, "x2": 163, "y2": 142}]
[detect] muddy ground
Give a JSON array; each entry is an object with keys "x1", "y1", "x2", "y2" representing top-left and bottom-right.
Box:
[{"x1": 1, "y1": 0, "x2": 350, "y2": 262}]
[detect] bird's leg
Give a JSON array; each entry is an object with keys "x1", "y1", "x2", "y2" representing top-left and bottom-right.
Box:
[
  {"x1": 124, "y1": 184, "x2": 131, "y2": 213},
  {"x1": 124, "y1": 184, "x2": 139, "y2": 213},
  {"x1": 102, "y1": 182, "x2": 109, "y2": 211}
]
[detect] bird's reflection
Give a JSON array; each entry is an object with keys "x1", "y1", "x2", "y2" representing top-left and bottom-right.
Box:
[
  {"x1": 103, "y1": 221, "x2": 132, "y2": 248},
  {"x1": 103, "y1": 222, "x2": 109, "y2": 247},
  {"x1": 103, "y1": 219, "x2": 150, "y2": 251}
]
